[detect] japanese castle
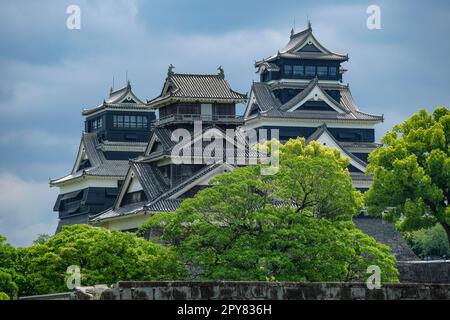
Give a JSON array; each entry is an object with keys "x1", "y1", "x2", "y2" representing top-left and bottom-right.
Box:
[{"x1": 51, "y1": 23, "x2": 384, "y2": 233}]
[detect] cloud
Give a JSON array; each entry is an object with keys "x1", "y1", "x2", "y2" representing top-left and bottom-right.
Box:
[
  {"x1": 0, "y1": 173, "x2": 58, "y2": 247},
  {"x1": 0, "y1": 129, "x2": 77, "y2": 148}
]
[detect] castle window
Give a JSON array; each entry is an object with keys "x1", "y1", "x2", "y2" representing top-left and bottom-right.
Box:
[
  {"x1": 329, "y1": 67, "x2": 337, "y2": 76},
  {"x1": 293, "y1": 65, "x2": 304, "y2": 76},
  {"x1": 137, "y1": 116, "x2": 143, "y2": 128},
  {"x1": 284, "y1": 65, "x2": 293, "y2": 76},
  {"x1": 113, "y1": 115, "x2": 148, "y2": 129},
  {"x1": 305, "y1": 66, "x2": 316, "y2": 77},
  {"x1": 89, "y1": 117, "x2": 103, "y2": 131},
  {"x1": 317, "y1": 66, "x2": 328, "y2": 77}
]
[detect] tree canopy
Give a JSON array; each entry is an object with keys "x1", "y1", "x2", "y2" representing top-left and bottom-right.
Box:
[
  {"x1": 0, "y1": 225, "x2": 186, "y2": 297},
  {"x1": 365, "y1": 107, "x2": 450, "y2": 245},
  {"x1": 0, "y1": 235, "x2": 20, "y2": 299},
  {"x1": 140, "y1": 138, "x2": 398, "y2": 282}
]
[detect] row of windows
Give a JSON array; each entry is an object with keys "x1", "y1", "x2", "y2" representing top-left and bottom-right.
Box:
[
  {"x1": 159, "y1": 104, "x2": 236, "y2": 118},
  {"x1": 113, "y1": 115, "x2": 148, "y2": 129},
  {"x1": 90, "y1": 117, "x2": 103, "y2": 131},
  {"x1": 283, "y1": 65, "x2": 337, "y2": 78}
]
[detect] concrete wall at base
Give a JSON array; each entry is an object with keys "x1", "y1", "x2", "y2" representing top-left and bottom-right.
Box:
[{"x1": 73, "y1": 281, "x2": 450, "y2": 300}]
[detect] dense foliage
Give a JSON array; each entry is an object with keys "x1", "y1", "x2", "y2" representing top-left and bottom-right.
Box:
[
  {"x1": 0, "y1": 235, "x2": 20, "y2": 299},
  {"x1": 140, "y1": 138, "x2": 398, "y2": 282},
  {"x1": 0, "y1": 225, "x2": 185, "y2": 297},
  {"x1": 408, "y1": 224, "x2": 450, "y2": 259},
  {"x1": 365, "y1": 107, "x2": 450, "y2": 246}
]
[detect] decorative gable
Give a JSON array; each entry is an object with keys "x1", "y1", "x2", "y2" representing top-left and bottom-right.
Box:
[
  {"x1": 120, "y1": 95, "x2": 137, "y2": 104},
  {"x1": 115, "y1": 170, "x2": 143, "y2": 209},
  {"x1": 313, "y1": 129, "x2": 366, "y2": 173},
  {"x1": 72, "y1": 142, "x2": 89, "y2": 173},
  {"x1": 297, "y1": 42, "x2": 321, "y2": 53},
  {"x1": 168, "y1": 163, "x2": 234, "y2": 199},
  {"x1": 286, "y1": 84, "x2": 346, "y2": 114}
]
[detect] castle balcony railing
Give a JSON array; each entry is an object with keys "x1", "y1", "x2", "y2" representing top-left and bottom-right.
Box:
[{"x1": 151, "y1": 114, "x2": 244, "y2": 127}]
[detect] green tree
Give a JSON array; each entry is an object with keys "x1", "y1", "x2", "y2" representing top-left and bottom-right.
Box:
[
  {"x1": 9, "y1": 225, "x2": 185, "y2": 296},
  {"x1": 33, "y1": 233, "x2": 51, "y2": 245},
  {"x1": 0, "y1": 235, "x2": 20, "y2": 299},
  {"x1": 140, "y1": 138, "x2": 398, "y2": 282},
  {"x1": 365, "y1": 107, "x2": 450, "y2": 246},
  {"x1": 270, "y1": 138, "x2": 363, "y2": 220},
  {"x1": 408, "y1": 224, "x2": 450, "y2": 259},
  {"x1": 0, "y1": 292, "x2": 10, "y2": 300}
]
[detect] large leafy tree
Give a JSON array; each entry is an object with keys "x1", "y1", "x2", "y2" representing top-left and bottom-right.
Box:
[
  {"x1": 1, "y1": 225, "x2": 186, "y2": 297},
  {"x1": 141, "y1": 138, "x2": 398, "y2": 282},
  {"x1": 365, "y1": 107, "x2": 450, "y2": 246},
  {"x1": 0, "y1": 235, "x2": 19, "y2": 299}
]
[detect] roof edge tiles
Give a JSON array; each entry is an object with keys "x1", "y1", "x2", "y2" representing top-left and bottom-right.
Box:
[{"x1": 148, "y1": 73, "x2": 247, "y2": 108}]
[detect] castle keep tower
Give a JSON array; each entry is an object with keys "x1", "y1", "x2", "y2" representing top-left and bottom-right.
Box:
[
  {"x1": 90, "y1": 69, "x2": 250, "y2": 231},
  {"x1": 50, "y1": 82, "x2": 155, "y2": 231},
  {"x1": 242, "y1": 23, "x2": 384, "y2": 191}
]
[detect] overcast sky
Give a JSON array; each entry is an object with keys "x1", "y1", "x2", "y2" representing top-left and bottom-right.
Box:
[{"x1": 0, "y1": 0, "x2": 449, "y2": 247}]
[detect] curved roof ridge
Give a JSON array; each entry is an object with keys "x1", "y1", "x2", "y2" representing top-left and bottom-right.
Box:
[
  {"x1": 279, "y1": 78, "x2": 349, "y2": 114},
  {"x1": 306, "y1": 124, "x2": 368, "y2": 168}
]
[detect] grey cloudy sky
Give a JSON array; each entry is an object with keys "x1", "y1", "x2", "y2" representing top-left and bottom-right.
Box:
[{"x1": 0, "y1": 0, "x2": 449, "y2": 246}]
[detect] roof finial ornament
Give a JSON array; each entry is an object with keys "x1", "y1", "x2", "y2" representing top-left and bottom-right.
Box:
[
  {"x1": 168, "y1": 64, "x2": 175, "y2": 77},
  {"x1": 290, "y1": 17, "x2": 296, "y2": 38},
  {"x1": 307, "y1": 19, "x2": 312, "y2": 31},
  {"x1": 111, "y1": 76, "x2": 115, "y2": 93},
  {"x1": 218, "y1": 65, "x2": 225, "y2": 79}
]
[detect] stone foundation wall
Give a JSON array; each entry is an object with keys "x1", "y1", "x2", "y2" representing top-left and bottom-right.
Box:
[
  {"x1": 354, "y1": 217, "x2": 417, "y2": 260},
  {"x1": 397, "y1": 260, "x2": 450, "y2": 283},
  {"x1": 75, "y1": 281, "x2": 450, "y2": 300}
]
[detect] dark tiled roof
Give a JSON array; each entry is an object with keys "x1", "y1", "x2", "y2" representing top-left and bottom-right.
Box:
[
  {"x1": 255, "y1": 26, "x2": 348, "y2": 67},
  {"x1": 153, "y1": 162, "x2": 228, "y2": 202},
  {"x1": 82, "y1": 133, "x2": 105, "y2": 166},
  {"x1": 82, "y1": 82, "x2": 149, "y2": 116},
  {"x1": 90, "y1": 201, "x2": 147, "y2": 221},
  {"x1": 142, "y1": 125, "x2": 262, "y2": 163},
  {"x1": 131, "y1": 162, "x2": 169, "y2": 201},
  {"x1": 146, "y1": 199, "x2": 184, "y2": 212},
  {"x1": 148, "y1": 73, "x2": 247, "y2": 106},
  {"x1": 91, "y1": 162, "x2": 233, "y2": 222},
  {"x1": 246, "y1": 80, "x2": 383, "y2": 122},
  {"x1": 153, "y1": 127, "x2": 177, "y2": 151},
  {"x1": 85, "y1": 160, "x2": 130, "y2": 176},
  {"x1": 255, "y1": 61, "x2": 280, "y2": 73},
  {"x1": 252, "y1": 82, "x2": 282, "y2": 112},
  {"x1": 50, "y1": 133, "x2": 131, "y2": 185}
]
